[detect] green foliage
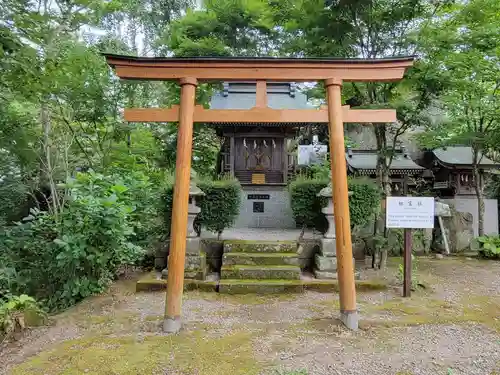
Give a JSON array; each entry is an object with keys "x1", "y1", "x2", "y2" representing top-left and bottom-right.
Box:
[
  {"x1": 0, "y1": 294, "x2": 46, "y2": 339},
  {"x1": 198, "y1": 177, "x2": 242, "y2": 238},
  {"x1": 161, "y1": 174, "x2": 175, "y2": 237},
  {"x1": 347, "y1": 178, "x2": 382, "y2": 230},
  {"x1": 288, "y1": 176, "x2": 381, "y2": 232},
  {"x1": 164, "y1": 0, "x2": 276, "y2": 57},
  {"x1": 288, "y1": 177, "x2": 328, "y2": 231},
  {"x1": 0, "y1": 150, "x2": 27, "y2": 226},
  {"x1": 0, "y1": 172, "x2": 145, "y2": 310},
  {"x1": 162, "y1": 176, "x2": 242, "y2": 239},
  {"x1": 476, "y1": 236, "x2": 500, "y2": 259},
  {"x1": 396, "y1": 254, "x2": 420, "y2": 290}
]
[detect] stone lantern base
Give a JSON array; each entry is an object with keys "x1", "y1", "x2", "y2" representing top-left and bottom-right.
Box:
[{"x1": 314, "y1": 238, "x2": 338, "y2": 279}]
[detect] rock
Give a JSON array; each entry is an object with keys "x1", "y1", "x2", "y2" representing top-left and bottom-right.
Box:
[
  {"x1": 435, "y1": 253, "x2": 444, "y2": 259},
  {"x1": 433, "y1": 204, "x2": 474, "y2": 253},
  {"x1": 352, "y1": 238, "x2": 366, "y2": 260},
  {"x1": 315, "y1": 254, "x2": 337, "y2": 270}
]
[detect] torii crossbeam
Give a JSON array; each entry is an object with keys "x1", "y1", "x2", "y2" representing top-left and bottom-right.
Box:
[{"x1": 105, "y1": 54, "x2": 414, "y2": 333}]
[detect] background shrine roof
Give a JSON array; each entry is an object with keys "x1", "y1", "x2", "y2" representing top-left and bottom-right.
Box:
[
  {"x1": 433, "y1": 147, "x2": 499, "y2": 168},
  {"x1": 210, "y1": 82, "x2": 313, "y2": 111},
  {"x1": 346, "y1": 149, "x2": 425, "y2": 173}
]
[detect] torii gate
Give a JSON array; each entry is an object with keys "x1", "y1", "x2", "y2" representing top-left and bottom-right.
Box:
[{"x1": 105, "y1": 54, "x2": 414, "y2": 332}]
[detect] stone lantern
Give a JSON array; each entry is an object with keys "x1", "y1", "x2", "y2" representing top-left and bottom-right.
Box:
[
  {"x1": 314, "y1": 177, "x2": 353, "y2": 279},
  {"x1": 162, "y1": 169, "x2": 207, "y2": 280}
]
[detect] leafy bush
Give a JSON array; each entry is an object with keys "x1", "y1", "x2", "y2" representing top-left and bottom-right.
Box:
[
  {"x1": 161, "y1": 175, "x2": 175, "y2": 237},
  {"x1": 476, "y1": 235, "x2": 500, "y2": 259},
  {"x1": 0, "y1": 149, "x2": 27, "y2": 226},
  {"x1": 347, "y1": 177, "x2": 381, "y2": 229},
  {"x1": 288, "y1": 177, "x2": 328, "y2": 231},
  {"x1": 288, "y1": 176, "x2": 381, "y2": 232},
  {"x1": 197, "y1": 177, "x2": 241, "y2": 238},
  {"x1": 162, "y1": 176, "x2": 241, "y2": 239},
  {"x1": 0, "y1": 171, "x2": 144, "y2": 310},
  {"x1": 0, "y1": 295, "x2": 46, "y2": 340}
]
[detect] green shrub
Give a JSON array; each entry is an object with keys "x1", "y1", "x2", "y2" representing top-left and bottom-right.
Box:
[
  {"x1": 0, "y1": 171, "x2": 144, "y2": 310},
  {"x1": 162, "y1": 177, "x2": 174, "y2": 237},
  {"x1": 288, "y1": 176, "x2": 381, "y2": 232},
  {"x1": 288, "y1": 177, "x2": 328, "y2": 231},
  {"x1": 162, "y1": 176, "x2": 241, "y2": 239},
  {"x1": 0, "y1": 150, "x2": 27, "y2": 226},
  {"x1": 476, "y1": 235, "x2": 500, "y2": 259},
  {"x1": 0, "y1": 294, "x2": 46, "y2": 340},
  {"x1": 347, "y1": 177, "x2": 381, "y2": 229},
  {"x1": 197, "y1": 177, "x2": 241, "y2": 238}
]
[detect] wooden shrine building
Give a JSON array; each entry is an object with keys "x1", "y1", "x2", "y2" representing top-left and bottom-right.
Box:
[
  {"x1": 105, "y1": 54, "x2": 414, "y2": 333},
  {"x1": 212, "y1": 82, "x2": 306, "y2": 228},
  {"x1": 346, "y1": 146, "x2": 429, "y2": 194},
  {"x1": 419, "y1": 146, "x2": 500, "y2": 235}
]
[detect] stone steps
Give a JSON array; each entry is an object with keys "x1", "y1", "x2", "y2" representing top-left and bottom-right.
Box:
[
  {"x1": 220, "y1": 265, "x2": 301, "y2": 280},
  {"x1": 223, "y1": 240, "x2": 297, "y2": 254},
  {"x1": 218, "y1": 279, "x2": 304, "y2": 294},
  {"x1": 223, "y1": 252, "x2": 299, "y2": 266}
]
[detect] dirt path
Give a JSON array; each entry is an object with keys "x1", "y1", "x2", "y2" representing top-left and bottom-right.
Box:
[{"x1": 1, "y1": 258, "x2": 499, "y2": 375}]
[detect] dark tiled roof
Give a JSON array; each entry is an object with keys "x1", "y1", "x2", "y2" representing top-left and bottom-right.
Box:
[
  {"x1": 433, "y1": 147, "x2": 499, "y2": 168},
  {"x1": 346, "y1": 150, "x2": 425, "y2": 173}
]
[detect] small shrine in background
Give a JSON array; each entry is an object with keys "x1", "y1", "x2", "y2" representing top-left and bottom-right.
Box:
[
  {"x1": 419, "y1": 146, "x2": 500, "y2": 235},
  {"x1": 345, "y1": 146, "x2": 430, "y2": 194}
]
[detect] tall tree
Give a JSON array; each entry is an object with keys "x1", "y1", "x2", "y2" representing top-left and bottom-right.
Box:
[{"x1": 418, "y1": 0, "x2": 500, "y2": 236}]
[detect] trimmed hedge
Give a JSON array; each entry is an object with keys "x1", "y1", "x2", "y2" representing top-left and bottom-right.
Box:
[
  {"x1": 288, "y1": 176, "x2": 381, "y2": 231},
  {"x1": 288, "y1": 177, "x2": 329, "y2": 231},
  {"x1": 163, "y1": 177, "x2": 241, "y2": 238},
  {"x1": 197, "y1": 178, "x2": 241, "y2": 237}
]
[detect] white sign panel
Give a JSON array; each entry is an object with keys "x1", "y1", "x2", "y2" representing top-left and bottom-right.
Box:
[
  {"x1": 386, "y1": 197, "x2": 435, "y2": 229},
  {"x1": 297, "y1": 144, "x2": 328, "y2": 166},
  {"x1": 297, "y1": 145, "x2": 311, "y2": 166}
]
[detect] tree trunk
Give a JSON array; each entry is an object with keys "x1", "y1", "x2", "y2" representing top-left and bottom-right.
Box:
[
  {"x1": 473, "y1": 165, "x2": 485, "y2": 236},
  {"x1": 40, "y1": 101, "x2": 59, "y2": 218}
]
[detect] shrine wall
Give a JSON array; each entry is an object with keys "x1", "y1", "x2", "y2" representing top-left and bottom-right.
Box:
[{"x1": 233, "y1": 186, "x2": 296, "y2": 229}]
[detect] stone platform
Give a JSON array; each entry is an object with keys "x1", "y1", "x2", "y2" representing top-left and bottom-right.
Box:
[{"x1": 135, "y1": 272, "x2": 387, "y2": 294}]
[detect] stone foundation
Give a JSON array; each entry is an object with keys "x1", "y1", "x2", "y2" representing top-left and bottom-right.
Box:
[{"x1": 314, "y1": 238, "x2": 338, "y2": 279}]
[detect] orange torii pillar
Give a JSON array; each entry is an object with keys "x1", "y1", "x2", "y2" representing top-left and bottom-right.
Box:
[
  {"x1": 163, "y1": 77, "x2": 197, "y2": 333},
  {"x1": 325, "y1": 78, "x2": 358, "y2": 329}
]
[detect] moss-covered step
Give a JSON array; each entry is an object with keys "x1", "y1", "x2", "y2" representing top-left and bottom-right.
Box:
[
  {"x1": 218, "y1": 279, "x2": 304, "y2": 294},
  {"x1": 218, "y1": 279, "x2": 389, "y2": 294},
  {"x1": 221, "y1": 265, "x2": 301, "y2": 280},
  {"x1": 135, "y1": 275, "x2": 217, "y2": 292},
  {"x1": 223, "y1": 252, "x2": 299, "y2": 266},
  {"x1": 223, "y1": 240, "x2": 297, "y2": 254}
]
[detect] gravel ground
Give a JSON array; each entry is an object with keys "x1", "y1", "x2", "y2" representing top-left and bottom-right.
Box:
[{"x1": 1, "y1": 257, "x2": 499, "y2": 375}]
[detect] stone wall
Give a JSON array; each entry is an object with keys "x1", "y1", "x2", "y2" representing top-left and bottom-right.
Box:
[{"x1": 234, "y1": 185, "x2": 296, "y2": 229}]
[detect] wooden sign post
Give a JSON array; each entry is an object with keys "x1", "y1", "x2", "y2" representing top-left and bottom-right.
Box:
[{"x1": 386, "y1": 196, "x2": 434, "y2": 297}]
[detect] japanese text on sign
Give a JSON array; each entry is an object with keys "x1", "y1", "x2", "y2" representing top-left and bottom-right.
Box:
[{"x1": 386, "y1": 197, "x2": 435, "y2": 229}]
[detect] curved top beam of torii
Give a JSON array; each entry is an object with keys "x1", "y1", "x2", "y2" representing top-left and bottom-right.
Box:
[{"x1": 104, "y1": 54, "x2": 415, "y2": 82}]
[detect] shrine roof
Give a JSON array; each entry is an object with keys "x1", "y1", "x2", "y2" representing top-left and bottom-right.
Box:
[
  {"x1": 210, "y1": 82, "x2": 313, "y2": 112},
  {"x1": 433, "y1": 147, "x2": 499, "y2": 168},
  {"x1": 346, "y1": 149, "x2": 425, "y2": 174}
]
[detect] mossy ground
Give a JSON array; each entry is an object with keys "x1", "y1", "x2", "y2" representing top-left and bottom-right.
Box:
[
  {"x1": 10, "y1": 330, "x2": 262, "y2": 375},
  {"x1": 3, "y1": 258, "x2": 500, "y2": 375}
]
